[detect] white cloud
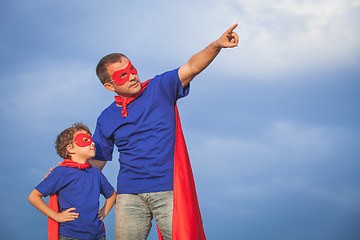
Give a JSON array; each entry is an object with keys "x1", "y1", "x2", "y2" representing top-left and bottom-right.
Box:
[
  {"x1": 7, "y1": 0, "x2": 358, "y2": 83},
  {"x1": 212, "y1": 0, "x2": 360, "y2": 80},
  {"x1": 114, "y1": 0, "x2": 359, "y2": 81}
]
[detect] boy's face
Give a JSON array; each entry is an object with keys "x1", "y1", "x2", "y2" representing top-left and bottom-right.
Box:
[
  {"x1": 67, "y1": 130, "x2": 96, "y2": 163},
  {"x1": 104, "y1": 57, "x2": 142, "y2": 99}
]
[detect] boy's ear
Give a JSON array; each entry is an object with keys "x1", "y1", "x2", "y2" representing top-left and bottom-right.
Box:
[
  {"x1": 104, "y1": 82, "x2": 116, "y2": 92},
  {"x1": 66, "y1": 144, "x2": 75, "y2": 155}
]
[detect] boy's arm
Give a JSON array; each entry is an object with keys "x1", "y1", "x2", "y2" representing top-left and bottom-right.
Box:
[
  {"x1": 178, "y1": 23, "x2": 239, "y2": 87},
  {"x1": 98, "y1": 190, "x2": 117, "y2": 220},
  {"x1": 28, "y1": 189, "x2": 79, "y2": 222}
]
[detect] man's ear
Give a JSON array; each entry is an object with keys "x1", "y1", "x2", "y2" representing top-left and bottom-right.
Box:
[{"x1": 104, "y1": 82, "x2": 116, "y2": 92}]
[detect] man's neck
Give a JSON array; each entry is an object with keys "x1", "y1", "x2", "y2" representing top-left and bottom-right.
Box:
[{"x1": 116, "y1": 93, "x2": 136, "y2": 99}]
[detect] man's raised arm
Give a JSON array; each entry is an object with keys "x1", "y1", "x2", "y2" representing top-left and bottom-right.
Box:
[{"x1": 178, "y1": 23, "x2": 239, "y2": 87}]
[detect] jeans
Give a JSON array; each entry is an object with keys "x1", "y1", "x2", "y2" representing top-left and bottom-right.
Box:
[
  {"x1": 59, "y1": 235, "x2": 105, "y2": 240},
  {"x1": 115, "y1": 190, "x2": 173, "y2": 240}
]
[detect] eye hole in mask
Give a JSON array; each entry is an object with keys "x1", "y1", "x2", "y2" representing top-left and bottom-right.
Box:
[
  {"x1": 111, "y1": 61, "x2": 138, "y2": 85},
  {"x1": 74, "y1": 133, "x2": 93, "y2": 147}
]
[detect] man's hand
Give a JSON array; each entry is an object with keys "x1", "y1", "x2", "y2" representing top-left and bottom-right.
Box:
[
  {"x1": 215, "y1": 23, "x2": 239, "y2": 49},
  {"x1": 179, "y1": 23, "x2": 239, "y2": 86},
  {"x1": 54, "y1": 208, "x2": 79, "y2": 223}
]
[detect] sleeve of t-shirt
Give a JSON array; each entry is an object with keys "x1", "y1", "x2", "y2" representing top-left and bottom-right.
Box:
[
  {"x1": 93, "y1": 119, "x2": 115, "y2": 162},
  {"x1": 98, "y1": 171, "x2": 115, "y2": 199},
  {"x1": 152, "y1": 68, "x2": 190, "y2": 104},
  {"x1": 35, "y1": 167, "x2": 68, "y2": 197}
]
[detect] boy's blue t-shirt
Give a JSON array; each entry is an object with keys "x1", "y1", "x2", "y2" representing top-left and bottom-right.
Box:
[
  {"x1": 35, "y1": 166, "x2": 114, "y2": 240},
  {"x1": 93, "y1": 68, "x2": 189, "y2": 194}
]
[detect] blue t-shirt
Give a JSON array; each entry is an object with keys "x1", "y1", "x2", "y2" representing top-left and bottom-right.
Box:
[
  {"x1": 93, "y1": 68, "x2": 189, "y2": 194},
  {"x1": 35, "y1": 166, "x2": 115, "y2": 240}
]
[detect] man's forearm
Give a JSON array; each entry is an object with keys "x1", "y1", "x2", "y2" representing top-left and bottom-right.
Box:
[
  {"x1": 179, "y1": 41, "x2": 221, "y2": 87},
  {"x1": 178, "y1": 24, "x2": 238, "y2": 87},
  {"x1": 189, "y1": 41, "x2": 221, "y2": 75},
  {"x1": 89, "y1": 159, "x2": 107, "y2": 171}
]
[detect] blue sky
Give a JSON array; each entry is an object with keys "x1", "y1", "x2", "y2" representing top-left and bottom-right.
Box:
[{"x1": 1, "y1": 0, "x2": 359, "y2": 239}]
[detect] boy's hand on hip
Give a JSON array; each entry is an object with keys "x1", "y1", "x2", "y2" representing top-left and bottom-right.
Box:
[
  {"x1": 55, "y1": 208, "x2": 79, "y2": 223},
  {"x1": 98, "y1": 208, "x2": 106, "y2": 221}
]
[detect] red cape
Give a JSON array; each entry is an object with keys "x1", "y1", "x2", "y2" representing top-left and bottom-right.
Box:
[
  {"x1": 48, "y1": 194, "x2": 59, "y2": 240},
  {"x1": 157, "y1": 105, "x2": 206, "y2": 239}
]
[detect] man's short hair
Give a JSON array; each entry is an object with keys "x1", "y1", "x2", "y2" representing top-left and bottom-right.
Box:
[
  {"x1": 96, "y1": 53, "x2": 128, "y2": 85},
  {"x1": 55, "y1": 123, "x2": 91, "y2": 159}
]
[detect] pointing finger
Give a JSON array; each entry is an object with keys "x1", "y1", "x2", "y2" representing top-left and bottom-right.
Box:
[{"x1": 227, "y1": 23, "x2": 238, "y2": 33}]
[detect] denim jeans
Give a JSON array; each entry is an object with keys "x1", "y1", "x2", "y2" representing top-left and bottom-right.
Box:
[
  {"x1": 59, "y1": 235, "x2": 105, "y2": 240},
  {"x1": 115, "y1": 190, "x2": 173, "y2": 240}
]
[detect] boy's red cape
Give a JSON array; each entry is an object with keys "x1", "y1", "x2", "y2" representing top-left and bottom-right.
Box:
[
  {"x1": 48, "y1": 193, "x2": 59, "y2": 240},
  {"x1": 157, "y1": 105, "x2": 206, "y2": 240}
]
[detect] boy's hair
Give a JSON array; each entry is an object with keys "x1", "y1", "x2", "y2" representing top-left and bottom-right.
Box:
[
  {"x1": 55, "y1": 123, "x2": 91, "y2": 159},
  {"x1": 96, "y1": 53, "x2": 128, "y2": 85}
]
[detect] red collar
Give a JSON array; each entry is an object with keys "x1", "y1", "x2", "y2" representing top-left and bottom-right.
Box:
[
  {"x1": 59, "y1": 159, "x2": 92, "y2": 170},
  {"x1": 114, "y1": 79, "x2": 151, "y2": 117}
]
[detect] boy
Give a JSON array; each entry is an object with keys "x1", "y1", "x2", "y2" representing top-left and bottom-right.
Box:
[{"x1": 29, "y1": 123, "x2": 117, "y2": 240}]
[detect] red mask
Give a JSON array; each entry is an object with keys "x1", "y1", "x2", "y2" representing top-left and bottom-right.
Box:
[
  {"x1": 74, "y1": 133, "x2": 93, "y2": 147},
  {"x1": 111, "y1": 61, "x2": 138, "y2": 85}
]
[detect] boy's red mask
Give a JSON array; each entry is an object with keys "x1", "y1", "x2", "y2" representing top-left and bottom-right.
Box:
[
  {"x1": 74, "y1": 133, "x2": 93, "y2": 147},
  {"x1": 111, "y1": 61, "x2": 138, "y2": 85}
]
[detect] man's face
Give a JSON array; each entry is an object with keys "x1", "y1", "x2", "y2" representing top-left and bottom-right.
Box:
[
  {"x1": 105, "y1": 58, "x2": 141, "y2": 98},
  {"x1": 111, "y1": 61, "x2": 138, "y2": 85}
]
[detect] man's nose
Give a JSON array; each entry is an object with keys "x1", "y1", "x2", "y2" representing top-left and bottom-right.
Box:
[{"x1": 129, "y1": 74, "x2": 137, "y2": 81}]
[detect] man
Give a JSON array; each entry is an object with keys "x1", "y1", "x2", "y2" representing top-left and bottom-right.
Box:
[{"x1": 91, "y1": 24, "x2": 239, "y2": 240}]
